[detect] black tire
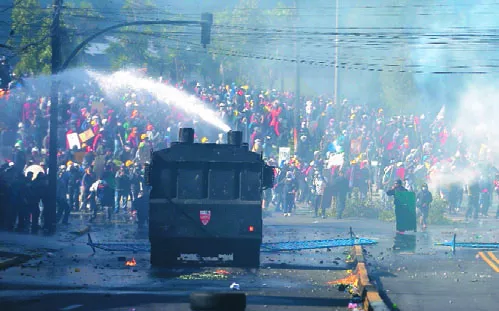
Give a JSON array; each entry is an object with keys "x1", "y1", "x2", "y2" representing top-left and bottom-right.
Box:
[
  {"x1": 150, "y1": 241, "x2": 177, "y2": 267},
  {"x1": 190, "y1": 292, "x2": 246, "y2": 311},
  {"x1": 234, "y1": 241, "x2": 260, "y2": 268}
]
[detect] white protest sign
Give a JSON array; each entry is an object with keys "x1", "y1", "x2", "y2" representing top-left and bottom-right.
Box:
[
  {"x1": 278, "y1": 147, "x2": 291, "y2": 165},
  {"x1": 327, "y1": 152, "x2": 344, "y2": 169},
  {"x1": 67, "y1": 133, "x2": 81, "y2": 150}
]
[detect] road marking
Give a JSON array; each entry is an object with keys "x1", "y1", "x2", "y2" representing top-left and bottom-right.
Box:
[
  {"x1": 488, "y1": 252, "x2": 499, "y2": 265},
  {"x1": 478, "y1": 252, "x2": 499, "y2": 273}
]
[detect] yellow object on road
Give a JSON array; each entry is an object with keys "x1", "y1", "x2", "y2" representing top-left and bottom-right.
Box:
[{"x1": 478, "y1": 252, "x2": 499, "y2": 273}]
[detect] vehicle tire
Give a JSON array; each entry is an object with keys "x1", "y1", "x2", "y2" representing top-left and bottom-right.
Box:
[
  {"x1": 190, "y1": 292, "x2": 246, "y2": 311},
  {"x1": 149, "y1": 243, "x2": 161, "y2": 266},
  {"x1": 234, "y1": 241, "x2": 260, "y2": 268},
  {"x1": 150, "y1": 241, "x2": 177, "y2": 267}
]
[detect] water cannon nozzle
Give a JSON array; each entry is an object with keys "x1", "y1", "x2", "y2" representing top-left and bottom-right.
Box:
[
  {"x1": 227, "y1": 130, "x2": 243, "y2": 146},
  {"x1": 178, "y1": 128, "x2": 195, "y2": 143}
]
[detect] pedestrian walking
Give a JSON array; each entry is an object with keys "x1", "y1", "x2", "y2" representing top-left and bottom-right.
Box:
[
  {"x1": 333, "y1": 170, "x2": 349, "y2": 219},
  {"x1": 416, "y1": 183, "x2": 432, "y2": 230},
  {"x1": 466, "y1": 180, "x2": 480, "y2": 221},
  {"x1": 282, "y1": 171, "x2": 297, "y2": 216},
  {"x1": 312, "y1": 172, "x2": 326, "y2": 218},
  {"x1": 56, "y1": 167, "x2": 71, "y2": 225}
]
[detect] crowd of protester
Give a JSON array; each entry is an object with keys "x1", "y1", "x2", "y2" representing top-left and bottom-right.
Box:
[{"x1": 0, "y1": 74, "x2": 498, "y2": 233}]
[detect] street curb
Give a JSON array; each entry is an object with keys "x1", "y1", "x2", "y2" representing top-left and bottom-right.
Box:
[{"x1": 351, "y1": 245, "x2": 390, "y2": 311}]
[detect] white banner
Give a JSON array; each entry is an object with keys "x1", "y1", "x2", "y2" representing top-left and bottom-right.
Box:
[
  {"x1": 327, "y1": 152, "x2": 344, "y2": 169},
  {"x1": 278, "y1": 147, "x2": 291, "y2": 166},
  {"x1": 67, "y1": 133, "x2": 81, "y2": 150}
]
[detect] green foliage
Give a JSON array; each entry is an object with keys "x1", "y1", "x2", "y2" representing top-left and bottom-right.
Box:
[
  {"x1": 8, "y1": 0, "x2": 107, "y2": 74},
  {"x1": 103, "y1": 0, "x2": 200, "y2": 79},
  {"x1": 428, "y1": 198, "x2": 453, "y2": 225},
  {"x1": 378, "y1": 208, "x2": 396, "y2": 222},
  {"x1": 106, "y1": 0, "x2": 159, "y2": 72},
  {"x1": 327, "y1": 188, "x2": 380, "y2": 219},
  {"x1": 6, "y1": 0, "x2": 298, "y2": 82},
  {"x1": 8, "y1": 0, "x2": 51, "y2": 75},
  {"x1": 325, "y1": 189, "x2": 452, "y2": 225}
]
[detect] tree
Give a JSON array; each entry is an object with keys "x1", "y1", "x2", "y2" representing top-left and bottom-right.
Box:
[
  {"x1": 106, "y1": 0, "x2": 162, "y2": 73},
  {"x1": 207, "y1": 0, "x2": 266, "y2": 85},
  {"x1": 7, "y1": 0, "x2": 106, "y2": 75},
  {"x1": 8, "y1": 0, "x2": 52, "y2": 75}
]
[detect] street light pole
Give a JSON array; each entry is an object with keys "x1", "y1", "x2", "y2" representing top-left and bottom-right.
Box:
[
  {"x1": 294, "y1": 0, "x2": 300, "y2": 151},
  {"x1": 334, "y1": 0, "x2": 339, "y2": 105},
  {"x1": 47, "y1": 0, "x2": 63, "y2": 233}
]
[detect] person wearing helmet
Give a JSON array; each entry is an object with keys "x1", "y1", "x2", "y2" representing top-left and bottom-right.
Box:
[{"x1": 416, "y1": 183, "x2": 433, "y2": 230}]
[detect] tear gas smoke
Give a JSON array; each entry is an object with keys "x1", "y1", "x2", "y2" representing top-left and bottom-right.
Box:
[{"x1": 429, "y1": 80, "x2": 499, "y2": 190}]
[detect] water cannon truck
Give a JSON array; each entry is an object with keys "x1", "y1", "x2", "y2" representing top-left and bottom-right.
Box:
[{"x1": 145, "y1": 128, "x2": 274, "y2": 267}]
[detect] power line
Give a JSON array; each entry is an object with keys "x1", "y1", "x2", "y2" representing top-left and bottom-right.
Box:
[
  {"x1": 106, "y1": 28, "x2": 499, "y2": 67},
  {"x1": 111, "y1": 32, "x2": 498, "y2": 74},
  {"x1": 108, "y1": 28, "x2": 499, "y2": 54}
]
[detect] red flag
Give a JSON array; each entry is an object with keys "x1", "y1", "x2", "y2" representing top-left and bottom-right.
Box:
[
  {"x1": 396, "y1": 167, "x2": 405, "y2": 180},
  {"x1": 387, "y1": 141, "x2": 395, "y2": 150}
]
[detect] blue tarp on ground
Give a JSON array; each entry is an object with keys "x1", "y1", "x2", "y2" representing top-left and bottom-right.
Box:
[{"x1": 87, "y1": 234, "x2": 378, "y2": 253}]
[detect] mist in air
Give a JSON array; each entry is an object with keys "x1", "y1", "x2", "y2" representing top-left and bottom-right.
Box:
[
  {"x1": 88, "y1": 70, "x2": 231, "y2": 132},
  {"x1": 22, "y1": 68, "x2": 230, "y2": 133}
]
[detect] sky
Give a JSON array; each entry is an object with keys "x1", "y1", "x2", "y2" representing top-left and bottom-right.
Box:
[{"x1": 4, "y1": 0, "x2": 499, "y2": 116}]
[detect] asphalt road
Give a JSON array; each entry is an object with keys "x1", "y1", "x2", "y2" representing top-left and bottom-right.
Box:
[
  {"x1": 0, "y1": 214, "x2": 356, "y2": 311},
  {"x1": 0, "y1": 211, "x2": 498, "y2": 311},
  {"x1": 368, "y1": 222, "x2": 499, "y2": 311}
]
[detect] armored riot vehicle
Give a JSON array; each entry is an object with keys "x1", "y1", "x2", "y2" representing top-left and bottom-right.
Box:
[{"x1": 146, "y1": 128, "x2": 274, "y2": 267}]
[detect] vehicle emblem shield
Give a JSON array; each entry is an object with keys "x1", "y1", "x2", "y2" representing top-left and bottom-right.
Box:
[{"x1": 199, "y1": 210, "x2": 211, "y2": 225}]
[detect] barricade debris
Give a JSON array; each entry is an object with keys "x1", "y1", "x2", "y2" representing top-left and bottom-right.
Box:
[
  {"x1": 178, "y1": 270, "x2": 230, "y2": 280},
  {"x1": 230, "y1": 282, "x2": 240, "y2": 290}
]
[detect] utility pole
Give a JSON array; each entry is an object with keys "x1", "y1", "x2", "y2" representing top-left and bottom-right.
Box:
[
  {"x1": 294, "y1": 0, "x2": 300, "y2": 148},
  {"x1": 47, "y1": 0, "x2": 63, "y2": 234},
  {"x1": 334, "y1": 0, "x2": 339, "y2": 105}
]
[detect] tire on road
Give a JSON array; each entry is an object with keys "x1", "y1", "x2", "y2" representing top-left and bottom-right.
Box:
[
  {"x1": 233, "y1": 240, "x2": 260, "y2": 268},
  {"x1": 190, "y1": 292, "x2": 246, "y2": 311},
  {"x1": 150, "y1": 240, "x2": 177, "y2": 267}
]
